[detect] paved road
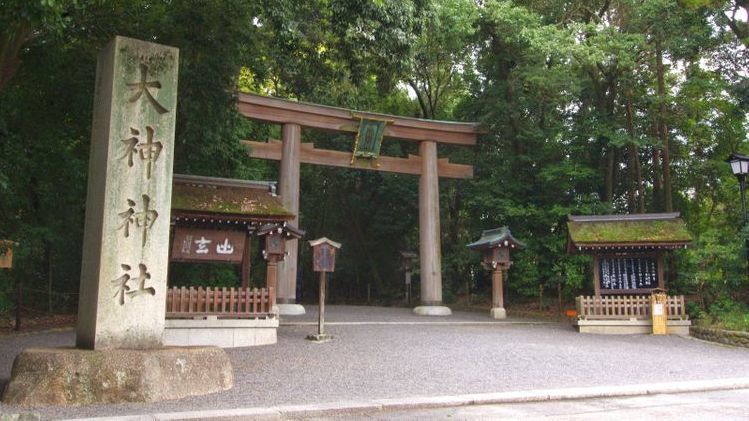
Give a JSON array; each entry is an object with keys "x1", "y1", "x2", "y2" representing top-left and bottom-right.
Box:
[
  {"x1": 1, "y1": 306, "x2": 748, "y2": 419},
  {"x1": 332, "y1": 388, "x2": 749, "y2": 420}
]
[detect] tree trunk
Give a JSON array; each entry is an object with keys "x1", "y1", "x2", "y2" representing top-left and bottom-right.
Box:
[
  {"x1": 0, "y1": 24, "x2": 32, "y2": 91},
  {"x1": 625, "y1": 91, "x2": 645, "y2": 212},
  {"x1": 652, "y1": 119, "x2": 662, "y2": 212},
  {"x1": 634, "y1": 149, "x2": 645, "y2": 213},
  {"x1": 655, "y1": 36, "x2": 673, "y2": 212},
  {"x1": 604, "y1": 146, "x2": 615, "y2": 204}
]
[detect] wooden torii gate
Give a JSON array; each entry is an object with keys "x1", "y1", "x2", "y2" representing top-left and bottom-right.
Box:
[{"x1": 238, "y1": 93, "x2": 480, "y2": 316}]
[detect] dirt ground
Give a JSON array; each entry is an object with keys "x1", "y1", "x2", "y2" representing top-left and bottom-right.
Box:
[{"x1": 0, "y1": 312, "x2": 76, "y2": 336}]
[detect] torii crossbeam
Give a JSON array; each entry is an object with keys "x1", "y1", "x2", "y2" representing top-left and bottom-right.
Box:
[{"x1": 238, "y1": 93, "x2": 481, "y2": 316}]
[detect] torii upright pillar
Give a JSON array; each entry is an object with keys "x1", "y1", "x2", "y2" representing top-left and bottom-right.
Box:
[
  {"x1": 277, "y1": 123, "x2": 305, "y2": 315},
  {"x1": 414, "y1": 140, "x2": 451, "y2": 316}
]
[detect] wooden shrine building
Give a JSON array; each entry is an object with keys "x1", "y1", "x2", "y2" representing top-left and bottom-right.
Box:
[
  {"x1": 238, "y1": 93, "x2": 482, "y2": 315},
  {"x1": 169, "y1": 174, "x2": 295, "y2": 288},
  {"x1": 567, "y1": 213, "x2": 693, "y2": 334},
  {"x1": 163, "y1": 174, "x2": 301, "y2": 348}
]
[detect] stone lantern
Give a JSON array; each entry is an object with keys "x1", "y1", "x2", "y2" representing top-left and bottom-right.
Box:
[
  {"x1": 467, "y1": 227, "x2": 524, "y2": 319},
  {"x1": 257, "y1": 222, "x2": 305, "y2": 308}
]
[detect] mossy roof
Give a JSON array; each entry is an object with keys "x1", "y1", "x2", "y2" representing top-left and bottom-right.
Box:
[
  {"x1": 467, "y1": 227, "x2": 525, "y2": 250},
  {"x1": 567, "y1": 213, "x2": 692, "y2": 248},
  {"x1": 171, "y1": 174, "x2": 293, "y2": 220}
]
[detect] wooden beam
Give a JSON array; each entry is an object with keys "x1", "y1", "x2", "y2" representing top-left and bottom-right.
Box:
[
  {"x1": 237, "y1": 93, "x2": 481, "y2": 146},
  {"x1": 243, "y1": 140, "x2": 474, "y2": 179}
]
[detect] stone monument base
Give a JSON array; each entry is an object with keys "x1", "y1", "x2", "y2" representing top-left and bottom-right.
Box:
[
  {"x1": 2, "y1": 346, "x2": 233, "y2": 407},
  {"x1": 278, "y1": 303, "x2": 306, "y2": 315},
  {"x1": 413, "y1": 306, "x2": 452, "y2": 316},
  {"x1": 490, "y1": 307, "x2": 507, "y2": 319}
]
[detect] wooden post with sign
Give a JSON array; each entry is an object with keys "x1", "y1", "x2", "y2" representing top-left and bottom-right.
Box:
[
  {"x1": 0, "y1": 240, "x2": 14, "y2": 269},
  {"x1": 651, "y1": 288, "x2": 668, "y2": 335},
  {"x1": 307, "y1": 237, "x2": 341, "y2": 342}
]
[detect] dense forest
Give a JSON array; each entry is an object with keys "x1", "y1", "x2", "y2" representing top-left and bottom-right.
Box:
[{"x1": 1, "y1": 0, "x2": 748, "y2": 327}]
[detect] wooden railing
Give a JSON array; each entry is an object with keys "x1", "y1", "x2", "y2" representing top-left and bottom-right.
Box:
[
  {"x1": 166, "y1": 286, "x2": 275, "y2": 319},
  {"x1": 576, "y1": 295, "x2": 687, "y2": 320}
]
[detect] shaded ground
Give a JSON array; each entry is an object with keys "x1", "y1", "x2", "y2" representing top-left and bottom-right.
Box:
[
  {"x1": 1, "y1": 306, "x2": 748, "y2": 419},
  {"x1": 0, "y1": 313, "x2": 76, "y2": 336}
]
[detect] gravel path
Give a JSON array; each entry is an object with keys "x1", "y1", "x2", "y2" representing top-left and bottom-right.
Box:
[{"x1": 1, "y1": 306, "x2": 748, "y2": 419}]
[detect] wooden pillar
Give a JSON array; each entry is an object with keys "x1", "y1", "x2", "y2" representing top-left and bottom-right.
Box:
[
  {"x1": 491, "y1": 268, "x2": 504, "y2": 309},
  {"x1": 278, "y1": 123, "x2": 301, "y2": 305},
  {"x1": 418, "y1": 140, "x2": 443, "y2": 306},
  {"x1": 240, "y1": 231, "x2": 251, "y2": 289},
  {"x1": 657, "y1": 252, "x2": 665, "y2": 290},
  {"x1": 593, "y1": 255, "x2": 601, "y2": 296},
  {"x1": 265, "y1": 257, "x2": 279, "y2": 306}
]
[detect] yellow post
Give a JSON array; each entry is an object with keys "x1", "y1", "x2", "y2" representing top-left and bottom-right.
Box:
[{"x1": 651, "y1": 289, "x2": 667, "y2": 335}]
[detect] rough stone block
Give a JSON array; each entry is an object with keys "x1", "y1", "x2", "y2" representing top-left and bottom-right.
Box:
[
  {"x1": 277, "y1": 303, "x2": 306, "y2": 315},
  {"x1": 413, "y1": 306, "x2": 452, "y2": 316},
  {"x1": 2, "y1": 346, "x2": 232, "y2": 407},
  {"x1": 489, "y1": 307, "x2": 507, "y2": 319}
]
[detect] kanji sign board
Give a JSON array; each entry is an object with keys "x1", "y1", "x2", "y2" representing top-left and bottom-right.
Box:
[{"x1": 171, "y1": 227, "x2": 246, "y2": 263}]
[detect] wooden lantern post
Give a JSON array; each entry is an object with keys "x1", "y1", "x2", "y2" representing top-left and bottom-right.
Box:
[
  {"x1": 257, "y1": 223, "x2": 305, "y2": 311},
  {"x1": 307, "y1": 237, "x2": 341, "y2": 342},
  {"x1": 400, "y1": 251, "x2": 417, "y2": 305},
  {"x1": 467, "y1": 228, "x2": 524, "y2": 319}
]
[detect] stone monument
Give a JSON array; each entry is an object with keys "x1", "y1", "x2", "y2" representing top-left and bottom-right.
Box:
[{"x1": 3, "y1": 36, "x2": 233, "y2": 407}]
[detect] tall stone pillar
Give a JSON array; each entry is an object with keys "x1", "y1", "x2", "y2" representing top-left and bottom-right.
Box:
[
  {"x1": 277, "y1": 123, "x2": 305, "y2": 315},
  {"x1": 3, "y1": 37, "x2": 234, "y2": 407},
  {"x1": 76, "y1": 36, "x2": 179, "y2": 349},
  {"x1": 414, "y1": 140, "x2": 451, "y2": 316}
]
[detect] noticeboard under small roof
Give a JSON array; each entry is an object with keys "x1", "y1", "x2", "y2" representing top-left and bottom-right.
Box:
[
  {"x1": 171, "y1": 174, "x2": 294, "y2": 223},
  {"x1": 567, "y1": 212, "x2": 692, "y2": 251}
]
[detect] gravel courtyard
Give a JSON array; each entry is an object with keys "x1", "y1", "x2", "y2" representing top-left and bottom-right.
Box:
[{"x1": 1, "y1": 306, "x2": 748, "y2": 419}]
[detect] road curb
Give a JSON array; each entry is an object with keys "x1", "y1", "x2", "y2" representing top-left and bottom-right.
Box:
[
  {"x1": 279, "y1": 321, "x2": 552, "y2": 326},
  {"x1": 61, "y1": 377, "x2": 749, "y2": 420}
]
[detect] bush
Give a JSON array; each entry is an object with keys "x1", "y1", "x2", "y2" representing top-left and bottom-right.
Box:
[
  {"x1": 686, "y1": 300, "x2": 706, "y2": 320},
  {"x1": 700, "y1": 298, "x2": 749, "y2": 332},
  {"x1": 0, "y1": 291, "x2": 12, "y2": 315}
]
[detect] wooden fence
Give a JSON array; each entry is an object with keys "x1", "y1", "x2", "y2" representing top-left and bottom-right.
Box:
[
  {"x1": 166, "y1": 286, "x2": 275, "y2": 319},
  {"x1": 576, "y1": 295, "x2": 687, "y2": 320}
]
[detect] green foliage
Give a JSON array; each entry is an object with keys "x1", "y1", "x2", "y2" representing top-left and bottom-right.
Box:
[
  {"x1": 0, "y1": 0, "x2": 748, "y2": 317},
  {"x1": 699, "y1": 298, "x2": 749, "y2": 332},
  {"x1": 168, "y1": 263, "x2": 241, "y2": 288},
  {"x1": 678, "y1": 226, "x2": 748, "y2": 304}
]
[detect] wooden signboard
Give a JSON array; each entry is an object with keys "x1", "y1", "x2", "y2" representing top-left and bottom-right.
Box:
[
  {"x1": 0, "y1": 240, "x2": 14, "y2": 269},
  {"x1": 312, "y1": 244, "x2": 337, "y2": 273},
  {"x1": 171, "y1": 227, "x2": 246, "y2": 263},
  {"x1": 598, "y1": 255, "x2": 658, "y2": 293}
]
